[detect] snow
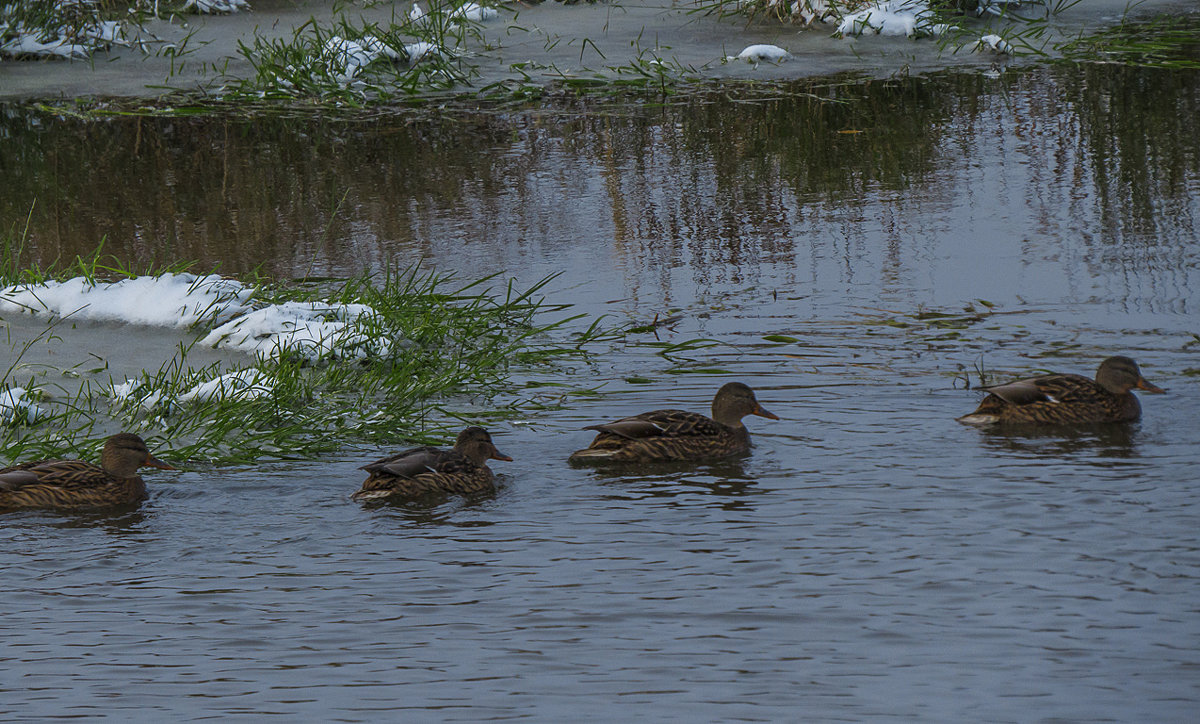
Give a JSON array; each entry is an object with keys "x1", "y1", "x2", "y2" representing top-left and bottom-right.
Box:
[
  {"x1": 0, "y1": 387, "x2": 46, "y2": 424},
  {"x1": 323, "y1": 35, "x2": 444, "y2": 82},
  {"x1": 0, "y1": 5, "x2": 129, "y2": 59},
  {"x1": 324, "y1": 36, "x2": 384, "y2": 81},
  {"x1": 976, "y1": 0, "x2": 1046, "y2": 17},
  {"x1": 837, "y1": 0, "x2": 937, "y2": 38},
  {"x1": 199, "y1": 301, "x2": 395, "y2": 360},
  {"x1": 178, "y1": 369, "x2": 273, "y2": 402},
  {"x1": 0, "y1": 274, "x2": 252, "y2": 328},
  {"x1": 975, "y1": 34, "x2": 1013, "y2": 54},
  {"x1": 109, "y1": 379, "x2": 166, "y2": 412},
  {"x1": 111, "y1": 369, "x2": 274, "y2": 411},
  {"x1": 404, "y1": 41, "x2": 439, "y2": 63},
  {"x1": 1, "y1": 273, "x2": 409, "y2": 362},
  {"x1": 761, "y1": 0, "x2": 837, "y2": 25},
  {"x1": 729, "y1": 44, "x2": 791, "y2": 64},
  {"x1": 0, "y1": 33, "x2": 89, "y2": 59},
  {"x1": 182, "y1": 0, "x2": 250, "y2": 13},
  {"x1": 452, "y1": 3, "x2": 499, "y2": 22}
]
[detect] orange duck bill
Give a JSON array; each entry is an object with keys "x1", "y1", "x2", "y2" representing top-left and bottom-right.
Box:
[
  {"x1": 1137, "y1": 377, "x2": 1166, "y2": 394},
  {"x1": 143, "y1": 453, "x2": 177, "y2": 471},
  {"x1": 753, "y1": 403, "x2": 780, "y2": 420}
]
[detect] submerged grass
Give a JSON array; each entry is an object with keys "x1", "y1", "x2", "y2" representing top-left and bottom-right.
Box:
[
  {"x1": 1056, "y1": 14, "x2": 1200, "y2": 69},
  {"x1": 0, "y1": 245, "x2": 598, "y2": 466}
]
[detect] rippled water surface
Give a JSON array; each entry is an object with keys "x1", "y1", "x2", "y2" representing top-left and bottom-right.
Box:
[{"x1": 3, "y1": 61, "x2": 1200, "y2": 720}]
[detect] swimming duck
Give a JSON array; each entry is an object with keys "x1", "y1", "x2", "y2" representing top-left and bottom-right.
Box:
[
  {"x1": 0, "y1": 433, "x2": 175, "y2": 510},
  {"x1": 568, "y1": 382, "x2": 779, "y2": 463},
  {"x1": 352, "y1": 426, "x2": 511, "y2": 501},
  {"x1": 957, "y1": 355, "x2": 1164, "y2": 426}
]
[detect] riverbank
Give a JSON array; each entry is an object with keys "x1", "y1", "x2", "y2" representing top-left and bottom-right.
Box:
[{"x1": 1, "y1": 0, "x2": 1192, "y2": 101}]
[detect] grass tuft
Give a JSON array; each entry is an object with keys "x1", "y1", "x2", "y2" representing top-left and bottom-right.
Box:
[{"x1": 0, "y1": 252, "x2": 594, "y2": 467}]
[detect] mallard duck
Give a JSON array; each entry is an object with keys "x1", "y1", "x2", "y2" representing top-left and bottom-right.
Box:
[
  {"x1": 0, "y1": 433, "x2": 175, "y2": 510},
  {"x1": 568, "y1": 382, "x2": 779, "y2": 463},
  {"x1": 957, "y1": 355, "x2": 1165, "y2": 426},
  {"x1": 352, "y1": 426, "x2": 511, "y2": 501}
]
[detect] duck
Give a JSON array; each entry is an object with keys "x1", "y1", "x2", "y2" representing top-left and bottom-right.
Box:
[
  {"x1": 568, "y1": 382, "x2": 779, "y2": 463},
  {"x1": 957, "y1": 355, "x2": 1165, "y2": 426},
  {"x1": 0, "y1": 433, "x2": 175, "y2": 510},
  {"x1": 352, "y1": 426, "x2": 511, "y2": 501}
]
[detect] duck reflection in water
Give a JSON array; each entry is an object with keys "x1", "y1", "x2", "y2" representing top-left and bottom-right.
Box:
[
  {"x1": 974, "y1": 423, "x2": 1142, "y2": 462},
  {"x1": 587, "y1": 456, "x2": 764, "y2": 511}
]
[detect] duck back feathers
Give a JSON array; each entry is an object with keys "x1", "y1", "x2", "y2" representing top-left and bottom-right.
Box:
[
  {"x1": 353, "y1": 427, "x2": 510, "y2": 501},
  {"x1": 958, "y1": 356, "x2": 1164, "y2": 426},
  {"x1": 569, "y1": 382, "x2": 777, "y2": 463},
  {"x1": 0, "y1": 433, "x2": 173, "y2": 510}
]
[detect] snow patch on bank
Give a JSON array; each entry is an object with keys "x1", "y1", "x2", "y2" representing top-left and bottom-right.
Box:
[
  {"x1": 836, "y1": 1, "x2": 943, "y2": 37},
  {"x1": 111, "y1": 368, "x2": 274, "y2": 412},
  {"x1": 0, "y1": 274, "x2": 252, "y2": 328},
  {"x1": 200, "y1": 301, "x2": 394, "y2": 360},
  {"x1": 0, "y1": 3, "x2": 128, "y2": 59},
  {"x1": 0, "y1": 273, "x2": 408, "y2": 362},
  {"x1": 1, "y1": 387, "x2": 46, "y2": 424},
  {"x1": 729, "y1": 44, "x2": 791, "y2": 64},
  {"x1": 183, "y1": 0, "x2": 251, "y2": 13},
  {"x1": 323, "y1": 35, "x2": 444, "y2": 83}
]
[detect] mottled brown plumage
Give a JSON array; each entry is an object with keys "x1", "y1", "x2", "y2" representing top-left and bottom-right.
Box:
[
  {"x1": 568, "y1": 382, "x2": 779, "y2": 463},
  {"x1": 957, "y1": 356, "x2": 1165, "y2": 426},
  {"x1": 352, "y1": 427, "x2": 512, "y2": 501},
  {"x1": 0, "y1": 433, "x2": 175, "y2": 510}
]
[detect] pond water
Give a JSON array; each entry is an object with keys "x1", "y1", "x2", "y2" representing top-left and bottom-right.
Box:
[{"x1": 2, "y1": 59, "x2": 1200, "y2": 720}]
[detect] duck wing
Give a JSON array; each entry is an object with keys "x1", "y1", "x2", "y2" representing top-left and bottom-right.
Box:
[
  {"x1": 585, "y1": 409, "x2": 722, "y2": 440},
  {"x1": 982, "y1": 373, "x2": 1098, "y2": 406},
  {"x1": 360, "y1": 446, "x2": 460, "y2": 479},
  {"x1": 0, "y1": 459, "x2": 105, "y2": 490}
]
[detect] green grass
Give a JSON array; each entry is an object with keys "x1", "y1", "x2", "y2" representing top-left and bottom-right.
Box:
[
  {"x1": 0, "y1": 244, "x2": 597, "y2": 466},
  {"x1": 221, "y1": 1, "x2": 493, "y2": 102},
  {"x1": 1056, "y1": 14, "x2": 1200, "y2": 69}
]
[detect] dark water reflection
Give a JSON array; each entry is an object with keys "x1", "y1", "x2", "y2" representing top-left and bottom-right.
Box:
[
  {"x1": 2, "y1": 62, "x2": 1200, "y2": 720},
  {"x1": 973, "y1": 423, "x2": 1142, "y2": 459},
  {"x1": 3, "y1": 65, "x2": 1196, "y2": 303}
]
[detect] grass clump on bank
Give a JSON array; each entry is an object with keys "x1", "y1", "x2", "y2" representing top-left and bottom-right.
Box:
[
  {"x1": 0, "y1": 245, "x2": 585, "y2": 467},
  {"x1": 222, "y1": 1, "x2": 499, "y2": 103}
]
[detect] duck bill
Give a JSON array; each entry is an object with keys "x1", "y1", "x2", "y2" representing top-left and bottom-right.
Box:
[
  {"x1": 143, "y1": 454, "x2": 177, "y2": 471},
  {"x1": 753, "y1": 404, "x2": 780, "y2": 421},
  {"x1": 1136, "y1": 377, "x2": 1165, "y2": 394},
  {"x1": 491, "y1": 450, "x2": 514, "y2": 462}
]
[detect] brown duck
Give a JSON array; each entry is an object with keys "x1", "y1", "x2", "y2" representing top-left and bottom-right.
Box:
[
  {"x1": 568, "y1": 382, "x2": 779, "y2": 463},
  {"x1": 0, "y1": 433, "x2": 175, "y2": 510},
  {"x1": 352, "y1": 426, "x2": 512, "y2": 501},
  {"x1": 957, "y1": 355, "x2": 1165, "y2": 426}
]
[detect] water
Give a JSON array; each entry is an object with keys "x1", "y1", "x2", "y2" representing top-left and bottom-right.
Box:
[{"x1": 2, "y1": 61, "x2": 1200, "y2": 720}]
